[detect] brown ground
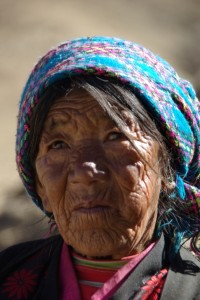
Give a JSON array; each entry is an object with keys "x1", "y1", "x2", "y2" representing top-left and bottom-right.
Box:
[{"x1": 0, "y1": 0, "x2": 199, "y2": 250}]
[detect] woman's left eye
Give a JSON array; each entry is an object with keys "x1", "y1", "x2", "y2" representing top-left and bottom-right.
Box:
[{"x1": 106, "y1": 132, "x2": 124, "y2": 141}]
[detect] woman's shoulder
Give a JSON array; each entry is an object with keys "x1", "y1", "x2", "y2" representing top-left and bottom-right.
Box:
[
  {"x1": 161, "y1": 246, "x2": 200, "y2": 299},
  {"x1": 0, "y1": 235, "x2": 61, "y2": 258},
  {"x1": 0, "y1": 235, "x2": 63, "y2": 279},
  {"x1": 0, "y1": 236, "x2": 64, "y2": 299},
  {"x1": 180, "y1": 245, "x2": 200, "y2": 266}
]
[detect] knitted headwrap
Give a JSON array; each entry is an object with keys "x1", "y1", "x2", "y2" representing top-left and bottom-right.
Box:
[{"x1": 16, "y1": 36, "x2": 200, "y2": 235}]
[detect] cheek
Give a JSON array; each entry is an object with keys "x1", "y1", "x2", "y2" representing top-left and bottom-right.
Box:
[
  {"x1": 36, "y1": 153, "x2": 70, "y2": 201},
  {"x1": 106, "y1": 143, "x2": 141, "y2": 185},
  {"x1": 109, "y1": 145, "x2": 161, "y2": 224},
  {"x1": 107, "y1": 145, "x2": 149, "y2": 205},
  {"x1": 122, "y1": 169, "x2": 161, "y2": 226}
]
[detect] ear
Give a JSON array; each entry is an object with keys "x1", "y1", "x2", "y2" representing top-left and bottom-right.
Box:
[{"x1": 35, "y1": 176, "x2": 53, "y2": 213}]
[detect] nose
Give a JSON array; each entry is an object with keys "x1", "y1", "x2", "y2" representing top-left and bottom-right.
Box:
[{"x1": 68, "y1": 160, "x2": 108, "y2": 186}]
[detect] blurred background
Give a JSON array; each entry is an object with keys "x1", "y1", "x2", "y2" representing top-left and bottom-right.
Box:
[{"x1": 0, "y1": 0, "x2": 199, "y2": 250}]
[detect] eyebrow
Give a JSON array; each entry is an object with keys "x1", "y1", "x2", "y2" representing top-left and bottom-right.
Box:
[{"x1": 44, "y1": 115, "x2": 70, "y2": 132}]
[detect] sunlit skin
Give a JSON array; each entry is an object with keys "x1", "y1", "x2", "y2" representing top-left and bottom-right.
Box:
[{"x1": 35, "y1": 89, "x2": 162, "y2": 259}]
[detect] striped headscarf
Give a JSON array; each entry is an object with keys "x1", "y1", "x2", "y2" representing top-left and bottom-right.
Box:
[{"x1": 16, "y1": 36, "x2": 200, "y2": 234}]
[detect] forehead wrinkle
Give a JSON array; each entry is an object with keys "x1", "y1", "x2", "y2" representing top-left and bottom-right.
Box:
[
  {"x1": 59, "y1": 95, "x2": 101, "y2": 115},
  {"x1": 43, "y1": 90, "x2": 125, "y2": 137}
]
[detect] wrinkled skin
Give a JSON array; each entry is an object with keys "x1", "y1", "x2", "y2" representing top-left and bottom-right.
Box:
[{"x1": 35, "y1": 89, "x2": 162, "y2": 259}]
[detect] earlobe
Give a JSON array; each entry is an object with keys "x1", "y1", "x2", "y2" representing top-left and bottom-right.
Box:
[{"x1": 35, "y1": 177, "x2": 53, "y2": 212}]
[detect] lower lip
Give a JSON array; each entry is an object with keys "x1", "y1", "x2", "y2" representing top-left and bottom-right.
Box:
[{"x1": 76, "y1": 206, "x2": 111, "y2": 214}]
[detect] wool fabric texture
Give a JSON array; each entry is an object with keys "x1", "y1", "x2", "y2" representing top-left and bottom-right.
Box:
[{"x1": 16, "y1": 36, "x2": 200, "y2": 234}]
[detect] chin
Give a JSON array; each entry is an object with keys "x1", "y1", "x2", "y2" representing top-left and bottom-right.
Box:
[{"x1": 66, "y1": 229, "x2": 130, "y2": 259}]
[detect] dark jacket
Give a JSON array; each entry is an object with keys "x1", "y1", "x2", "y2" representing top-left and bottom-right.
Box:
[{"x1": 0, "y1": 234, "x2": 200, "y2": 300}]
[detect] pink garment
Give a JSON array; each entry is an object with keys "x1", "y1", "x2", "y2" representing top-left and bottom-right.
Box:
[
  {"x1": 59, "y1": 244, "x2": 82, "y2": 300},
  {"x1": 91, "y1": 243, "x2": 155, "y2": 300},
  {"x1": 59, "y1": 242, "x2": 155, "y2": 300}
]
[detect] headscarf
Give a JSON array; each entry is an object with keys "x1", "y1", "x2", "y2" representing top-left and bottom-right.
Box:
[{"x1": 16, "y1": 36, "x2": 200, "y2": 236}]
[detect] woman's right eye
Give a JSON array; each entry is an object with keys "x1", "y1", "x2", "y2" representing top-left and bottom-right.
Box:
[{"x1": 49, "y1": 141, "x2": 68, "y2": 150}]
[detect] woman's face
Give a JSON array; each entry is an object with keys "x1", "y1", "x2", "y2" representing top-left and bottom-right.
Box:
[{"x1": 35, "y1": 88, "x2": 162, "y2": 259}]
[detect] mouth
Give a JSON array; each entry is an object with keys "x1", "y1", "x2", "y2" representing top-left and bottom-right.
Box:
[
  {"x1": 76, "y1": 205, "x2": 112, "y2": 214},
  {"x1": 74, "y1": 196, "x2": 112, "y2": 214},
  {"x1": 72, "y1": 188, "x2": 114, "y2": 214}
]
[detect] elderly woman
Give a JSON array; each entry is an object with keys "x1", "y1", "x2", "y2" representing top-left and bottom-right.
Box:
[{"x1": 0, "y1": 37, "x2": 200, "y2": 300}]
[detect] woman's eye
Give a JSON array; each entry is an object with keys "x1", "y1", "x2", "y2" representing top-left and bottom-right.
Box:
[
  {"x1": 106, "y1": 132, "x2": 124, "y2": 141},
  {"x1": 49, "y1": 141, "x2": 67, "y2": 150}
]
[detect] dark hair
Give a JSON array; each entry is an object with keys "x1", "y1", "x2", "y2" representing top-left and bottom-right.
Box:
[
  {"x1": 29, "y1": 76, "x2": 192, "y2": 253},
  {"x1": 30, "y1": 76, "x2": 171, "y2": 175}
]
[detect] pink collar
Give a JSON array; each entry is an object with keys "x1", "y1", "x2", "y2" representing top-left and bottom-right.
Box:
[
  {"x1": 59, "y1": 244, "x2": 81, "y2": 300},
  {"x1": 91, "y1": 242, "x2": 155, "y2": 300},
  {"x1": 59, "y1": 242, "x2": 155, "y2": 300}
]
